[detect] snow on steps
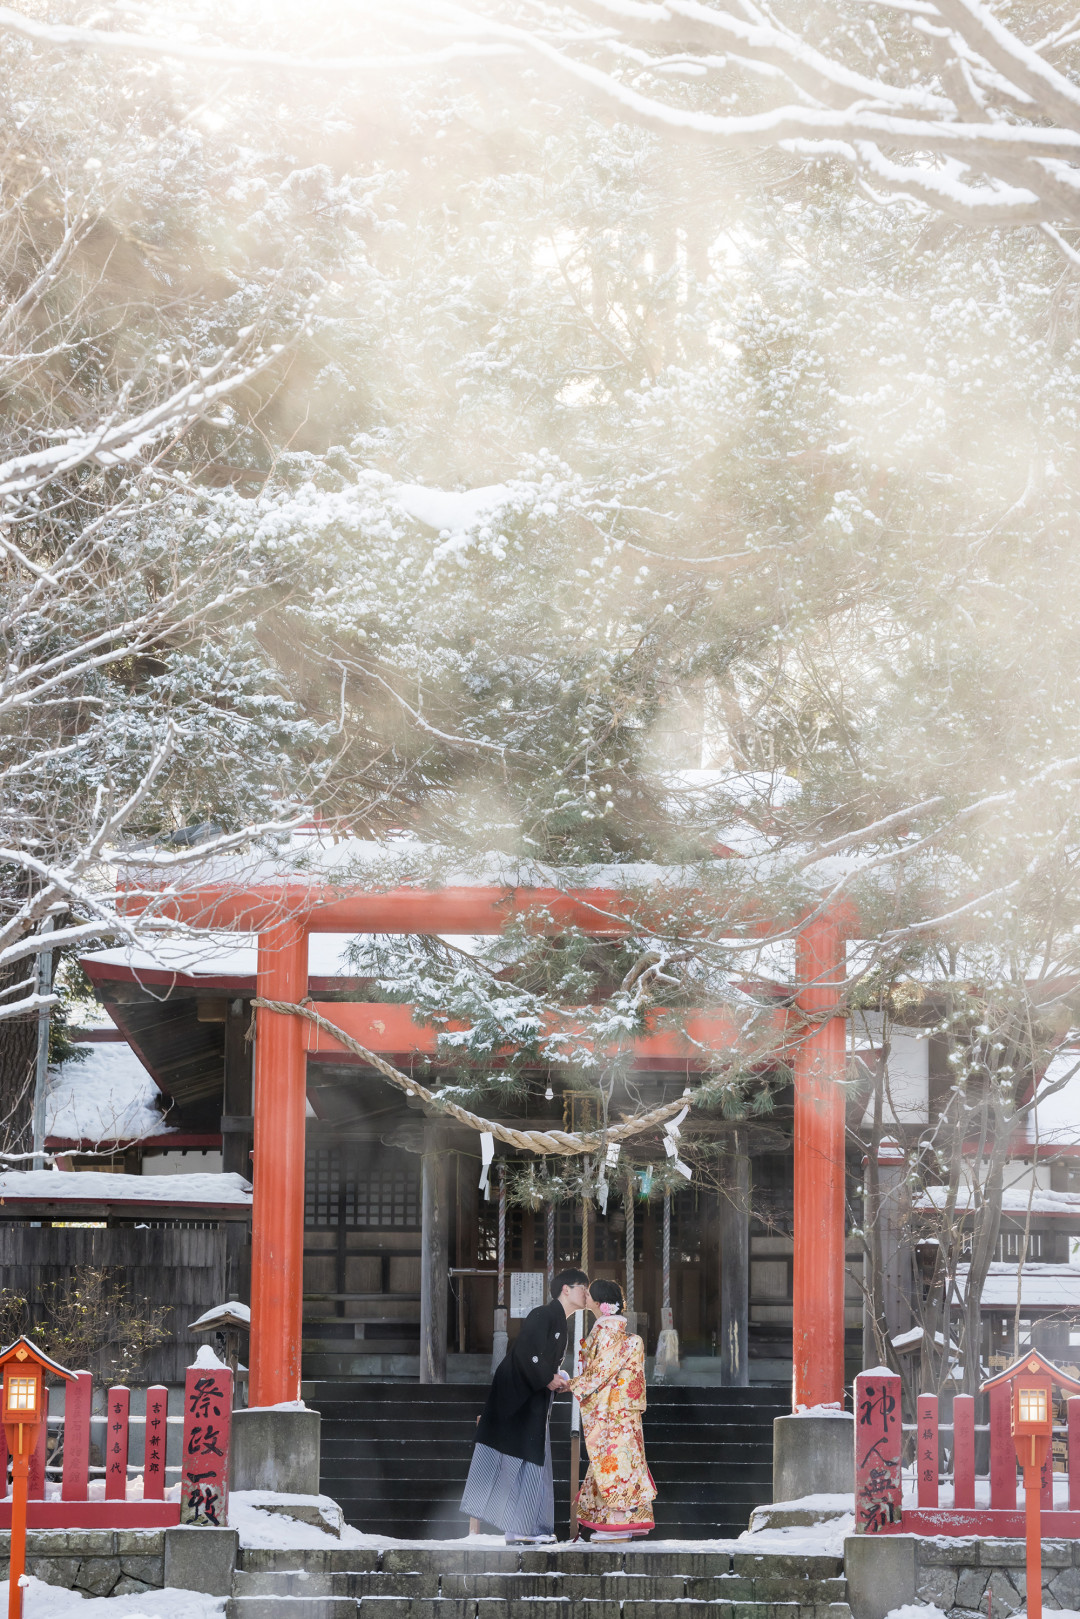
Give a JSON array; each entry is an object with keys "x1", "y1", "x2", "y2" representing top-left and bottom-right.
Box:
[{"x1": 227, "y1": 1543, "x2": 853, "y2": 1619}]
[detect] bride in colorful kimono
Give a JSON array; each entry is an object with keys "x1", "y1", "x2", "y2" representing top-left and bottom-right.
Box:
[{"x1": 568, "y1": 1279, "x2": 656, "y2": 1540}]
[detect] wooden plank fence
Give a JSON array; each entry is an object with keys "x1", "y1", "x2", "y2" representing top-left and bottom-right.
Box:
[
  {"x1": 0, "y1": 1363, "x2": 232, "y2": 1528},
  {"x1": 856, "y1": 1369, "x2": 1080, "y2": 1537}
]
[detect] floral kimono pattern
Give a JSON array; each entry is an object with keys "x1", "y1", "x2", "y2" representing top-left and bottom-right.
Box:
[{"x1": 569, "y1": 1317, "x2": 656, "y2": 1534}]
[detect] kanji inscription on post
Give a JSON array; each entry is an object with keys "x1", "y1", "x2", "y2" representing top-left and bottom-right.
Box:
[
  {"x1": 105, "y1": 1386, "x2": 130, "y2": 1500},
  {"x1": 144, "y1": 1384, "x2": 168, "y2": 1501},
  {"x1": 180, "y1": 1364, "x2": 233, "y2": 1526},
  {"x1": 854, "y1": 1370, "x2": 902, "y2": 1533}
]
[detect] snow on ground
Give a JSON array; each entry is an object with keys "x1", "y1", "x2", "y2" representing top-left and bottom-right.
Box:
[
  {"x1": 231, "y1": 1489, "x2": 853, "y2": 1554},
  {"x1": 22, "y1": 1577, "x2": 224, "y2": 1619},
  {"x1": 231, "y1": 1492, "x2": 373, "y2": 1549},
  {"x1": 47, "y1": 1043, "x2": 165, "y2": 1143},
  {"x1": 0, "y1": 1170, "x2": 251, "y2": 1204},
  {"x1": 881, "y1": 1611, "x2": 1080, "y2": 1619},
  {"x1": 735, "y1": 1516, "x2": 854, "y2": 1556}
]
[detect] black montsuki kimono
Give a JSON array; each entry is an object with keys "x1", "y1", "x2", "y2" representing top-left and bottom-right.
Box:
[{"x1": 461, "y1": 1297, "x2": 570, "y2": 1538}]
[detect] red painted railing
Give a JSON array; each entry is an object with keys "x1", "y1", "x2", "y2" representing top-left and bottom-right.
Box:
[
  {"x1": 856, "y1": 1369, "x2": 1080, "y2": 1537},
  {"x1": 0, "y1": 1363, "x2": 232, "y2": 1529}
]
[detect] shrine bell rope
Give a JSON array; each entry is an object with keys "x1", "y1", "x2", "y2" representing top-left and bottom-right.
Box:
[{"x1": 252, "y1": 997, "x2": 691, "y2": 1155}]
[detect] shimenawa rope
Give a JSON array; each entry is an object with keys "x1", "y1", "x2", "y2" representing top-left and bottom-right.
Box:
[{"x1": 251, "y1": 996, "x2": 693, "y2": 1156}]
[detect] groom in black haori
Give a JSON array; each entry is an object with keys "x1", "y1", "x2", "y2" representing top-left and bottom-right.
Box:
[{"x1": 461, "y1": 1269, "x2": 588, "y2": 1544}]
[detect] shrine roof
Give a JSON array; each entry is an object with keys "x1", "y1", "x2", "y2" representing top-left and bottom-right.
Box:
[
  {"x1": 957, "y1": 1262, "x2": 1080, "y2": 1308},
  {"x1": 914, "y1": 1185, "x2": 1080, "y2": 1217},
  {"x1": 46, "y1": 1036, "x2": 167, "y2": 1145}
]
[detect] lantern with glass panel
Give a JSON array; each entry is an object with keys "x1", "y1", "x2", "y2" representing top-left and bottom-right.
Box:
[
  {"x1": 984, "y1": 1347, "x2": 1080, "y2": 1474},
  {"x1": 983, "y1": 1346, "x2": 1080, "y2": 1619}
]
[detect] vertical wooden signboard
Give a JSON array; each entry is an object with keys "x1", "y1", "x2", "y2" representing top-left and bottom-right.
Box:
[
  {"x1": 917, "y1": 1392, "x2": 939, "y2": 1507},
  {"x1": 854, "y1": 1369, "x2": 902, "y2": 1533},
  {"x1": 180, "y1": 1364, "x2": 233, "y2": 1526},
  {"x1": 143, "y1": 1385, "x2": 169, "y2": 1501},
  {"x1": 105, "y1": 1387, "x2": 130, "y2": 1500}
]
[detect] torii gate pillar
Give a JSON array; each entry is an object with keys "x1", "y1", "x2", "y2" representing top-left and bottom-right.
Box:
[
  {"x1": 792, "y1": 917, "x2": 847, "y2": 1408},
  {"x1": 249, "y1": 920, "x2": 309, "y2": 1407}
]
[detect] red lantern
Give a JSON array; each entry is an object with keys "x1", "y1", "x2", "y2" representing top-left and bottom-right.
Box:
[
  {"x1": 0, "y1": 1339, "x2": 74, "y2": 1619},
  {"x1": 983, "y1": 1349, "x2": 1080, "y2": 1619}
]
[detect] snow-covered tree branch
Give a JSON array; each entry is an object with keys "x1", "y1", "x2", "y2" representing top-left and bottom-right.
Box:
[{"x1": 10, "y1": 1, "x2": 1080, "y2": 233}]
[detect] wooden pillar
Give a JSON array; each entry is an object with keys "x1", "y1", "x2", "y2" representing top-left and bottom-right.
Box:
[
  {"x1": 420, "y1": 1124, "x2": 450, "y2": 1384},
  {"x1": 719, "y1": 1129, "x2": 749, "y2": 1387},
  {"x1": 793, "y1": 916, "x2": 847, "y2": 1409},
  {"x1": 249, "y1": 920, "x2": 308, "y2": 1408}
]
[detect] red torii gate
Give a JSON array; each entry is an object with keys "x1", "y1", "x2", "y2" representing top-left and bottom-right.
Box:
[{"x1": 130, "y1": 876, "x2": 848, "y2": 1411}]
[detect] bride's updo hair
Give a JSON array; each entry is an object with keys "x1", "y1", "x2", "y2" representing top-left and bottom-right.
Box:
[{"x1": 589, "y1": 1279, "x2": 624, "y2": 1312}]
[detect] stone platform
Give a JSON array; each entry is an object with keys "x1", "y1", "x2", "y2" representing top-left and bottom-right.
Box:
[{"x1": 227, "y1": 1542, "x2": 852, "y2": 1619}]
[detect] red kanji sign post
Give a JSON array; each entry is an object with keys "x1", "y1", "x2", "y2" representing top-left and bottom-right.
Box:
[
  {"x1": 105, "y1": 1387, "x2": 129, "y2": 1500},
  {"x1": 917, "y1": 1391, "x2": 939, "y2": 1507},
  {"x1": 143, "y1": 1385, "x2": 168, "y2": 1501},
  {"x1": 854, "y1": 1370, "x2": 902, "y2": 1533},
  {"x1": 0, "y1": 1338, "x2": 73, "y2": 1619},
  {"x1": 180, "y1": 1362, "x2": 233, "y2": 1526}
]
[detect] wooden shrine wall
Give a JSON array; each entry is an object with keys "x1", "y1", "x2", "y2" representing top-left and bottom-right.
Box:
[{"x1": 0, "y1": 1223, "x2": 249, "y2": 1385}]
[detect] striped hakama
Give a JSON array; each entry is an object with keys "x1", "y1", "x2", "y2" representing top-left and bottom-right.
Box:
[{"x1": 460, "y1": 1426, "x2": 555, "y2": 1539}]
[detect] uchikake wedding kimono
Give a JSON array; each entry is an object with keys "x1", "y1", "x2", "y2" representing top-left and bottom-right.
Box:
[{"x1": 569, "y1": 1313, "x2": 656, "y2": 1537}]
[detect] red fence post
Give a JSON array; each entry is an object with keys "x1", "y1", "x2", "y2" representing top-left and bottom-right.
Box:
[
  {"x1": 917, "y1": 1392, "x2": 939, "y2": 1508},
  {"x1": 105, "y1": 1387, "x2": 130, "y2": 1501},
  {"x1": 27, "y1": 1421, "x2": 46, "y2": 1501},
  {"x1": 1041, "y1": 1429, "x2": 1054, "y2": 1509},
  {"x1": 1070, "y1": 1397, "x2": 1080, "y2": 1512},
  {"x1": 0, "y1": 1423, "x2": 7, "y2": 1499},
  {"x1": 952, "y1": 1393, "x2": 975, "y2": 1508},
  {"x1": 180, "y1": 1362, "x2": 233, "y2": 1526},
  {"x1": 990, "y1": 1381, "x2": 1017, "y2": 1509},
  {"x1": 61, "y1": 1372, "x2": 91, "y2": 1501},
  {"x1": 854, "y1": 1370, "x2": 902, "y2": 1532},
  {"x1": 143, "y1": 1386, "x2": 168, "y2": 1502}
]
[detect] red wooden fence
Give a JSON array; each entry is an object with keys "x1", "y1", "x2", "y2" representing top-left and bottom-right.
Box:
[
  {"x1": 855, "y1": 1371, "x2": 1080, "y2": 1536},
  {"x1": 0, "y1": 1362, "x2": 233, "y2": 1529}
]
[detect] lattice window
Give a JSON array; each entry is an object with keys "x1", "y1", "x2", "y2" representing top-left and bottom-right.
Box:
[{"x1": 305, "y1": 1147, "x2": 420, "y2": 1229}]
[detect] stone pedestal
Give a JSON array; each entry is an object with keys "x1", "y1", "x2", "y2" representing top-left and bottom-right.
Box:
[
  {"x1": 772, "y1": 1412, "x2": 854, "y2": 1502},
  {"x1": 164, "y1": 1527, "x2": 238, "y2": 1595},
  {"x1": 845, "y1": 1534, "x2": 916, "y2": 1619},
  {"x1": 231, "y1": 1407, "x2": 321, "y2": 1494}
]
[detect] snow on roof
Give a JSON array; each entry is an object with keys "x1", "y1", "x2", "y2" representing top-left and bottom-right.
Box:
[
  {"x1": 890, "y1": 1326, "x2": 946, "y2": 1351},
  {"x1": 82, "y1": 931, "x2": 358, "y2": 982},
  {"x1": 914, "y1": 1184, "x2": 1080, "y2": 1216},
  {"x1": 1027, "y1": 1051, "x2": 1080, "y2": 1149},
  {"x1": 0, "y1": 1170, "x2": 252, "y2": 1205},
  {"x1": 189, "y1": 1301, "x2": 251, "y2": 1331},
  {"x1": 958, "y1": 1262, "x2": 1080, "y2": 1309},
  {"x1": 47, "y1": 1042, "x2": 166, "y2": 1143},
  {"x1": 115, "y1": 826, "x2": 877, "y2": 902}
]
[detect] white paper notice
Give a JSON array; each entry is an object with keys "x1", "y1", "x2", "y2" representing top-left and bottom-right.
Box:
[{"x1": 509, "y1": 1271, "x2": 546, "y2": 1319}]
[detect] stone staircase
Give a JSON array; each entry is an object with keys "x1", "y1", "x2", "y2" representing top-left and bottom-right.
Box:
[
  {"x1": 309, "y1": 1381, "x2": 787, "y2": 1540},
  {"x1": 227, "y1": 1543, "x2": 853, "y2": 1619}
]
